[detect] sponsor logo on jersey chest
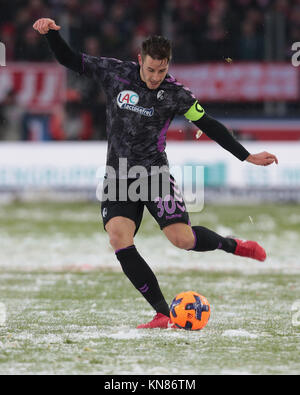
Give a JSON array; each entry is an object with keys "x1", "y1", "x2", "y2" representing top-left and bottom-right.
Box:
[
  {"x1": 117, "y1": 90, "x2": 139, "y2": 106},
  {"x1": 117, "y1": 90, "x2": 154, "y2": 117}
]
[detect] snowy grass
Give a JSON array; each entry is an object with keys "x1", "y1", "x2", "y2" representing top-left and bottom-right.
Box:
[
  {"x1": 0, "y1": 202, "x2": 299, "y2": 374},
  {"x1": 0, "y1": 271, "x2": 299, "y2": 375}
]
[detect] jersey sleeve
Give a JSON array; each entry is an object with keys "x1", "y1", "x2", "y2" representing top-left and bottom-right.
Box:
[
  {"x1": 175, "y1": 85, "x2": 205, "y2": 121},
  {"x1": 81, "y1": 54, "x2": 122, "y2": 85}
]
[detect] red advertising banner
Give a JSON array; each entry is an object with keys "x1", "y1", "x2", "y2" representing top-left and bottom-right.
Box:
[
  {"x1": 0, "y1": 63, "x2": 66, "y2": 111},
  {"x1": 0, "y1": 62, "x2": 298, "y2": 107},
  {"x1": 170, "y1": 62, "x2": 299, "y2": 102}
]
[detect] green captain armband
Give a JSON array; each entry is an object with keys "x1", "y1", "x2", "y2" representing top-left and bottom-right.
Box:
[{"x1": 184, "y1": 100, "x2": 205, "y2": 121}]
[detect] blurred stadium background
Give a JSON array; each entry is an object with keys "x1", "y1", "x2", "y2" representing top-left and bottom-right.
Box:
[{"x1": 0, "y1": 0, "x2": 300, "y2": 202}]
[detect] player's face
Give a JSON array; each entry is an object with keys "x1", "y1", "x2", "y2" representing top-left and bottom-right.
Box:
[{"x1": 138, "y1": 55, "x2": 169, "y2": 90}]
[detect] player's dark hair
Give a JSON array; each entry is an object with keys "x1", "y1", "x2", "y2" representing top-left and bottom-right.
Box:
[{"x1": 141, "y1": 35, "x2": 172, "y2": 62}]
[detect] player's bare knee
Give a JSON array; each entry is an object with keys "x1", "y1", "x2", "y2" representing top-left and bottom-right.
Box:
[
  {"x1": 164, "y1": 224, "x2": 195, "y2": 250},
  {"x1": 170, "y1": 235, "x2": 194, "y2": 250},
  {"x1": 108, "y1": 230, "x2": 133, "y2": 251},
  {"x1": 105, "y1": 217, "x2": 135, "y2": 250},
  {"x1": 107, "y1": 226, "x2": 134, "y2": 250}
]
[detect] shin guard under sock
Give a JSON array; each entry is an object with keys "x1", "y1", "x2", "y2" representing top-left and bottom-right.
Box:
[
  {"x1": 191, "y1": 226, "x2": 237, "y2": 253},
  {"x1": 115, "y1": 245, "x2": 170, "y2": 316}
]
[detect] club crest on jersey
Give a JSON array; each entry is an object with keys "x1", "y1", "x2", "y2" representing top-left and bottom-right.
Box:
[
  {"x1": 117, "y1": 90, "x2": 154, "y2": 117},
  {"x1": 157, "y1": 90, "x2": 165, "y2": 101}
]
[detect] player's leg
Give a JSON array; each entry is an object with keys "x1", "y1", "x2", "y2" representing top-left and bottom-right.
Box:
[
  {"x1": 163, "y1": 222, "x2": 266, "y2": 261},
  {"x1": 146, "y1": 172, "x2": 236, "y2": 252},
  {"x1": 101, "y1": 176, "x2": 172, "y2": 328},
  {"x1": 103, "y1": 210, "x2": 170, "y2": 322},
  {"x1": 163, "y1": 222, "x2": 237, "y2": 252},
  {"x1": 146, "y1": 173, "x2": 266, "y2": 260}
]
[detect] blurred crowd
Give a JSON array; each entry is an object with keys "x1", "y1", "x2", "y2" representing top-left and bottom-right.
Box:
[
  {"x1": 1, "y1": 0, "x2": 299, "y2": 62},
  {"x1": 0, "y1": 0, "x2": 299, "y2": 141}
]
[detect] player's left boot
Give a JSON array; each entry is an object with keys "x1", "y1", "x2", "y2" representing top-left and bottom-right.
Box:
[
  {"x1": 234, "y1": 239, "x2": 266, "y2": 262},
  {"x1": 137, "y1": 313, "x2": 176, "y2": 329}
]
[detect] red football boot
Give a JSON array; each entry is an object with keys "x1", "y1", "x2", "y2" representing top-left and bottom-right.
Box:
[
  {"x1": 234, "y1": 239, "x2": 267, "y2": 262},
  {"x1": 137, "y1": 313, "x2": 176, "y2": 329}
]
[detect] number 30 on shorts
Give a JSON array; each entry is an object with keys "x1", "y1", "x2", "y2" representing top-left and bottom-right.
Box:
[{"x1": 154, "y1": 195, "x2": 186, "y2": 218}]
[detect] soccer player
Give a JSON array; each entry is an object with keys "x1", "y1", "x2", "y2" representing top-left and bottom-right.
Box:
[{"x1": 33, "y1": 18, "x2": 278, "y2": 329}]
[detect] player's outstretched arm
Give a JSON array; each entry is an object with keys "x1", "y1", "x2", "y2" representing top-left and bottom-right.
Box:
[
  {"x1": 193, "y1": 114, "x2": 250, "y2": 161},
  {"x1": 33, "y1": 18, "x2": 82, "y2": 73},
  {"x1": 193, "y1": 114, "x2": 278, "y2": 166}
]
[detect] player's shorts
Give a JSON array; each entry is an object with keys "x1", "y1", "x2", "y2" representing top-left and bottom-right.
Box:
[{"x1": 100, "y1": 172, "x2": 190, "y2": 234}]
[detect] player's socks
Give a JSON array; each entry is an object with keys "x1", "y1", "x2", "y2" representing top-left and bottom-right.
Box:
[
  {"x1": 190, "y1": 226, "x2": 237, "y2": 253},
  {"x1": 115, "y1": 245, "x2": 170, "y2": 317}
]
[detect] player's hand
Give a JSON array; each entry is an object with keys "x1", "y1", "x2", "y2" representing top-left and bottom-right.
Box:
[
  {"x1": 246, "y1": 151, "x2": 278, "y2": 166},
  {"x1": 33, "y1": 18, "x2": 61, "y2": 35}
]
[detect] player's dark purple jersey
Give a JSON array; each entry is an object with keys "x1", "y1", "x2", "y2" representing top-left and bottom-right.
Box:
[{"x1": 81, "y1": 54, "x2": 197, "y2": 177}]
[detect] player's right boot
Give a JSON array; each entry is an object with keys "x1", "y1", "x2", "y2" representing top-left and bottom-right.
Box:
[
  {"x1": 137, "y1": 313, "x2": 176, "y2": 329},
  {"x1": 233, "y1": 239, "x2": 267, "y2": 262}
]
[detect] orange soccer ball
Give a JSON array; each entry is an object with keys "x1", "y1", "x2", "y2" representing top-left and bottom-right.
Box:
[{"x1": 170, "y1": 291, "x2": 211, "y2": 330}]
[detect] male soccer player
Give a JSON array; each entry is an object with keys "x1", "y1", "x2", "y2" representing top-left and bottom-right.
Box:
[{"x1": 33, "y1": 18, "x2": 278, "y2": 329}]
